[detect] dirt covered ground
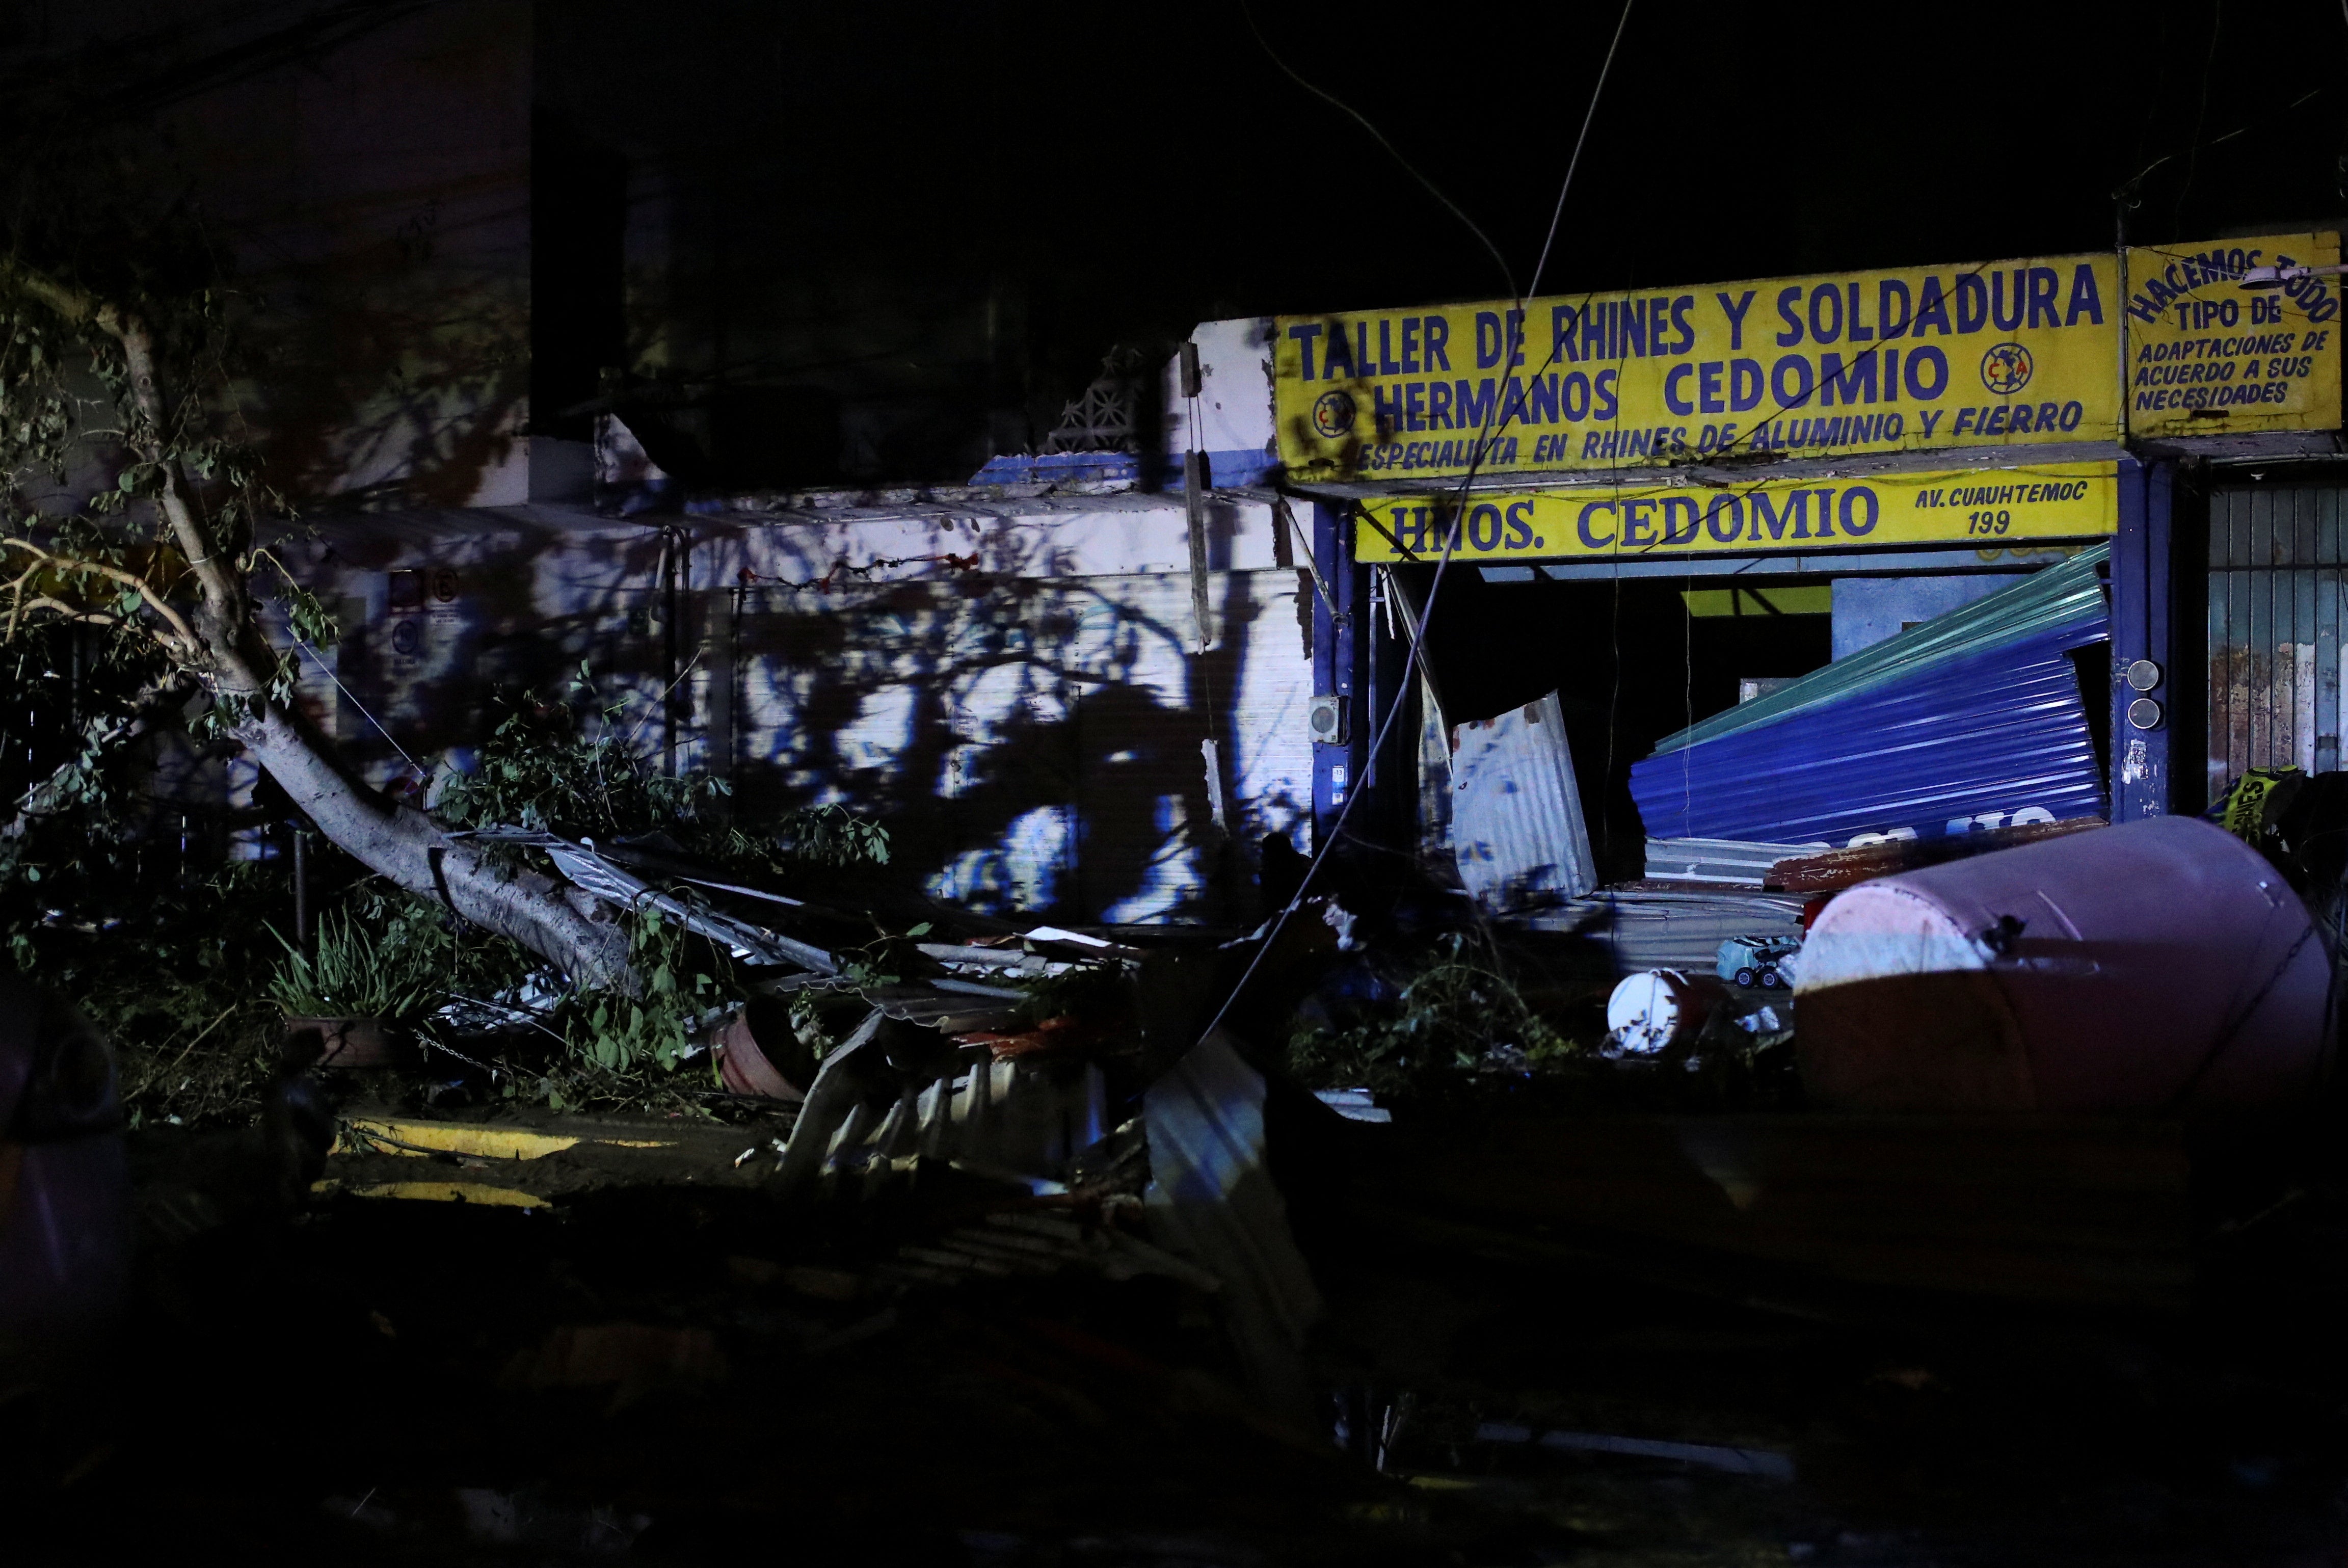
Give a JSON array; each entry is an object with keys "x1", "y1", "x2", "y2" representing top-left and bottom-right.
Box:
[{"x1": 5, "y1": 1102, "x2": 2346, "y2": 1568}]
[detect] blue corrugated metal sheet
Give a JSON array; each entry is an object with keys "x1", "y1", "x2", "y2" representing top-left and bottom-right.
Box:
[{"x1": 1631, "y1": 548, "x2": 2110, "y2": 846}]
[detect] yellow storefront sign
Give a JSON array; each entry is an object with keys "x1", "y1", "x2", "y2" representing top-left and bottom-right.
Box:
[
  {"x1": 1352, "y1": 463, "x2": 2118, "y2": 565},
  {"x1": 2125, "y1": 231, "x2": 2341, "y2": 437},
  {"x1": 1278, "y1": 254, "x2": 2122, "y2": 482}
]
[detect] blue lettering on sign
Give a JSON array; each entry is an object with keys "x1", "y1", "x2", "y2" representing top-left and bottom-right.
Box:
[
  {"x1": 1772, "y1": 355, "x2": 1814, "y2": 408},
  {"x1": 1914, "y1": 276, "x2": 1953, "y2": 336},
  {"x1": 1456, "y1": 378, "x2": 1497, "y2": 429},
  {"x1": 1621, "y1": 498, "x2": 1659, "y2": 546},
  {"x1": 1879, "y1": 279, "x2": 1912, "y2": 338},
  {"x1": 1578, "y1": 501, "x2": 1617, "y2": 548},
  {"x1": 1552, "y1": 304, "x2": 1580, "y2": 364},
  {"x1": 1840, "y1": 487, "x2": 1879, "y2": 535},
  {"x1": 1730, "y1": 357, "x2": 1763, "y2": 411},
  {"x1": 1706, "y1": 495, "x2": 1744, "y2": 543},
  {"x1": 1476, "y1": 312, "x2": 1504, "y2": 369},
  {"x1": 1991, "y1": 271, "x2": 2026, "y2": 332},
  {"x1": 1750, "y1": 490, "x2": 1810, "y2": 540},
  {"x1": 1288, "y1": 322, "x2": 1322, "y2": 379},
  {"x1": 1847, "y1": 282, "x2": 1874, "y2": 342},
  {"x1": 1775, "y1": 286, "x2": 1805, "y2": 346},
  {"x1": 2066, "y1": 263, "x2": 2105, "y2": 326},
  {"x1": 1665, "y1": 363, "x2": 1696, "y2": 415},
  {"x1": 1956, "y1": 274, "x2": 1988, "y2": 334},
  {"x1": 1808, "y1": 282, "x2": 1844, "y2": 344},
  {"x1": 1323, "y1": 322, "x2": 1354, "y2": 379},
  {"x1": 1505, "y1": 500, "x2": 1535, "y2": 548},
  {"x1": 1715, "y1": 289, "x2": 1757, "y2": 351},
  {"x1": 1820, "y1": 352, "x2": 1878, "y2": 405},
  {"x1": 1906, "y1": 345, "x2": 1949, "y2": 400},
  {"x1": 1662, "y1": 496, "x2": 1700, "y2": 544},
  {"x1": 1468, "y1": 504, "x2": 1503, "y2": 550}
]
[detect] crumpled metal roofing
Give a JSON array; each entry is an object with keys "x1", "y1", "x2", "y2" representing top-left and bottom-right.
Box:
[
  {"x1": 1631, "y1": 548, "x2": 2111, "y2": 847},
  {"x1": 1449, "y1": 691, "x2": 1598, "y2": 912},
  {"x1": 1643, "y1": 837, "x2": 1831, "y2": 887},
  {"x1": 1529, "y1": 886, "x2": 1808, "y2": 975}
]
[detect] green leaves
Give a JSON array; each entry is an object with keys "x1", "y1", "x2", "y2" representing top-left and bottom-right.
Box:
[
  {"x1": 430, "y1": 674, "x2": 726, "y2": 842},
  {"x1": 279, "y1": 577, "x2": 338, "y2": 650},
  {"x1": 772, "y1": 802, "x2": 891, "y2": 868},
  {"x1": 1284, "y1": 926, "x2": 1575, "y2": 1099},
  {"x1": 560, "y1": 901, "x2": 706, "y2": 1074}
]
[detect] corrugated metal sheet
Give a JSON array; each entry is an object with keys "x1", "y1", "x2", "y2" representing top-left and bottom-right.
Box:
[
  {"x1": 1658, "y1": 547, "x2": 2111, "y2": 753},
  {"x1": 1529, "y1": 886, "x2": 1808, "y2": 975},
  {"x1": 1644, "y1": 837, "x2": 1831, "y2": 887},
  {"x1": 1450, "y1": 691, "x2": 1598, "y2": 911},
  {"x1": 1632, "y1": 549, "x2": 2110, "y2": 847},
  {"x1": 2208, "y1": 485, "x2": 2347, "y2": 798},
  {"x1": 1143, "y1": 1029, "x2": 1323, "y2": 1421}
]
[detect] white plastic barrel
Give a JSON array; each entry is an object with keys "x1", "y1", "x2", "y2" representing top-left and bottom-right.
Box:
[{"x1": 1607, "y1": 969, "x2": 1728, "y2": 1055}]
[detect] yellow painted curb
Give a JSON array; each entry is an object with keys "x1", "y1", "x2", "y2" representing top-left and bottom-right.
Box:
[
  {"x1": 338, "y1": 1119, "x2": 578, "y2": 1160},
  {"x1": 335, "y1": 1119, "x2": 680, "y2": 1161},
  {"x1": 315, "y1": 1179, "x2": 548, "y2": 1208}
]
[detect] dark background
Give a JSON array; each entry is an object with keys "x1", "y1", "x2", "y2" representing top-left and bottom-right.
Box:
[
  {"x1": 522, "y1": 0, "x2": 2348, "y2": 484},
  {"x1": 2, "y1": 0, "x2": 2341, "y2": 489}
]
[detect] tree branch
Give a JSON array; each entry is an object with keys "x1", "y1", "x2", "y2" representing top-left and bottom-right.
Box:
[
  {"x1": 0, "y1": 256, "x2": 264, "y2": 690},
  {"x1": 0, "y1": 535, "x2": 200, "y2": 655}
]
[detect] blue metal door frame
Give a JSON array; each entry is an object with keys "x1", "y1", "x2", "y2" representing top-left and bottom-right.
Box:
[
  {"x1": 2110, "y1": 455, "x2": 2174, "y2": 821},
  {"x1": 1316, "y1": 460, "x2": 2175, "y2": 842},
  {"x1": 1309, "y1": 500, "x2": 1364, "y2": 843}
]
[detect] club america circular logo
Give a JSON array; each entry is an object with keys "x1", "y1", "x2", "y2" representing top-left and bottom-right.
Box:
[
  {"x1": 1311, "y1": 389, "x2": 1356, "y2": 439},
  {"x1": 1980, "y1": 342, "x2": 2034, "y2": 395}
]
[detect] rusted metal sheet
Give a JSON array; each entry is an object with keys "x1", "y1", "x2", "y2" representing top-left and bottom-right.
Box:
[
  {"x1": 1643, "y1": 837, "x2": 1828, "y2": 888},
  {"x1": 2208, "y1": 484, "x2": 2346, "y2": 800}
]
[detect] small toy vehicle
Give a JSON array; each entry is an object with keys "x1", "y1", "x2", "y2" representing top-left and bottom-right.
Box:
[{"x1": 1717, "y1": 934, "x2": 1801, "y2": 990}]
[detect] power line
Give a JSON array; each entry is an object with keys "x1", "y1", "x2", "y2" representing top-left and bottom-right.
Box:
[
  {"x1": 1235, "y1": 0, "x2": 1515, "y2": 301},
  {"x1": 1195, "y1": 0, "x2": 1638, "y2": 1048},
  {"x1": 1528, "y1": 0, "x2": 1636, "y2": 301}
]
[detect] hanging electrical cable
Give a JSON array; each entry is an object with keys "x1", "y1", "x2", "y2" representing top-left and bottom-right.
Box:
[{"x1": 1194, "y1": 0, "x2": 1639, "y2": 1046}]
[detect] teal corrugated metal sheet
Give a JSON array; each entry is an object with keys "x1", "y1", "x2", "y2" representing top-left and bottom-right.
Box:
[
  {"x1": 1653, "y1": 545, "x2": 2111, "y2": 756},
  {"x1": 1631, "y1": 550, "x2": 2111, "y2": 845}
]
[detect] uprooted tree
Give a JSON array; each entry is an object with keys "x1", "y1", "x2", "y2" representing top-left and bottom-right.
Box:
[{"x1": 0, "y1": 232, "x2": 634, "y2": 992}]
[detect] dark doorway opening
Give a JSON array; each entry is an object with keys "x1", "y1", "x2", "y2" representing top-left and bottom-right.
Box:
[{"x1": 1408, "y1": 567, "x2": 1833, "y2": 881}]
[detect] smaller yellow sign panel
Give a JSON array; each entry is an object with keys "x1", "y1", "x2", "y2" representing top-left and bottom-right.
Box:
[
  {"x1": 1353, "y1": 463, "x2": 2118, "y2": 565},
  {"x1": 2126, "y1": 232, "x2": 2341, "y2": 437}
]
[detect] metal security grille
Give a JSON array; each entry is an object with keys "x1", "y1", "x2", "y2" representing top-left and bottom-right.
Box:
[{"x1": 2209, "y1": 485, "x2": 2348, "y2": 797}]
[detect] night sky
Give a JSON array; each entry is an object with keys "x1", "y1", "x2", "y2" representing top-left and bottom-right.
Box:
[{"x1": 561, "y1": 0, "x2": 2347, "y2": 478}]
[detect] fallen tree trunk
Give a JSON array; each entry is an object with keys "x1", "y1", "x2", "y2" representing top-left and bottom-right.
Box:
[
  {"x1": 3, "y1": 262, "x2": 635, "y2": 992},
  {"x1": 232, "y1": 705, "x2": 632, "y2": 990}
]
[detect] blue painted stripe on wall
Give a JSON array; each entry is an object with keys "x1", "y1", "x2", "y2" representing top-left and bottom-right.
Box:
[{"x1": 967, "y1": 449, "x2": 1277, "y2": 489}]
